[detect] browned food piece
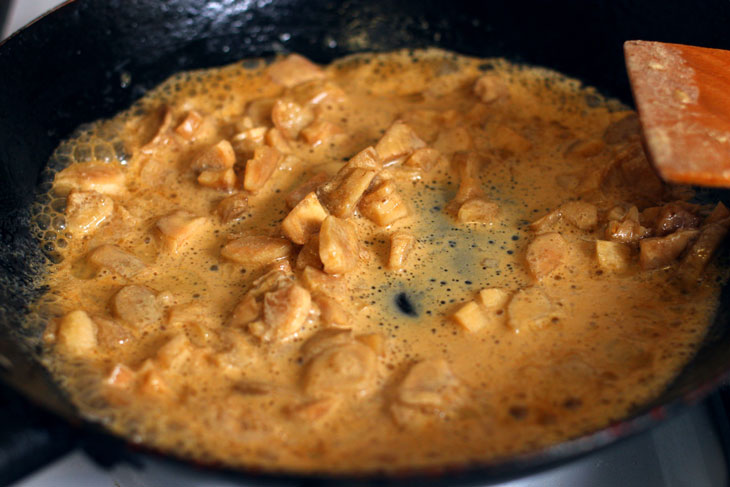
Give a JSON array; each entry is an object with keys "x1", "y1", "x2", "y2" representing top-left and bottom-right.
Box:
[
  {"x1": 175, "y1": 110, "x2": 204, "y2": 140},
  {"x1": 375, "y1": 121, "x2": 427, "y2": 164},
  {"x1": 221, "y1": 236, "x2": 293, "y2": 267},
  {"x1": 529, "y1": 208, "x2": 562, "y2": 234},
  {"x1": 190, "y1": 140, "x2": 236, "y2": 171},
  {"x1": 507, "y1": 287, "x2": 558, "y2": 331},
  {"x1": 596, "y1": 240, "x2": 632, "y2": 272},
  {"x1": 87, "y1": 244, "x2": 146, "y2": 278},
  {"x1": 404, "y1": 147, "x2": 446, "y2": 172},
  {"x1": 197, "y1": 168, "x2": 236, "y2": 191},
  {"x1": 313, "y1": 294, "x2": 350, "y2": 327},
  {"x1": 603, "y1": 113, "x2": 641, "y2": 145},
  {"x1": 474, "y1": 73, "x2": 509, "y2": 103},
  {"x1": 231, "y1": 126, "x2": 267, "y2": 159},
  {"x1": 679, "y1": 219, "x2": 730, "y2": 286},
  {"x1": 606, "y1": 219, "x2": 649, "y2": 244},
  {"x1": 525, "y1": 232, "x2": 568, "y2": 280},
  {"x1": 319, "y1": 216, "x2": 359, "y2": 274},
  {"x1": 111, "y1": 285, "x2": 161, "y2": 327},
  {"x1": 156, "y1": 210, "x2": 209, "y2": 253},
  {"x1": 271, "y1": 98, "x2": 315, "y2": 139},
  {"x1": 451, "y1": 288, "x2": 510, "y2": 333},
  {"x1": 434, "y1": 126, "x2": 473, "y2": 154},
  {"x1": 248, "y1": 284, "x2": 312, "y2": 342},
  {"x1": 56, "y1": 310, "x2": 98, "y2": 356},
  {"x1": 267, "y1": 54, "x2": 325, "y2": 88},
  {"x1": 286, "y1": 172, "x2": 329, "y2": 209},
  {"x1": 264, "y1": 127, "x2": 291, "y2": 153},
  {"x1": 346, "y1": 146, "x2": 382, "y2": 171},
  {"x1": 301, "y1": 328, "x2": 353, "y2": 362},
  {"x1": 154, "y1": 334, "x2": 193, "y2": 371},
  {"x1": 639, "y1": 230, "x2": 699, "y2": 269},
  {"x1": 296, "y1": 234, "x2": 323, "y2": 270},
  {"x1": 300, "y1": 265, "x2": 348, "y2": 297},
  {"x1": 301, "y1": 120, "x2": 344, "y2": 147},
  {"x1": 65, "y1": 191, "x2": 114, "y2": 236},
  {"x1": 215, "y1": 193, "x2": 249, "y2": 223},
  {"x1": 229, "y1": 295, "x2": 261, "y2": 329},
  {"x1": 245, "y1": 98, "x2": 276, "y2": 127},
  {"x1": 318, "y1": 166, "x2": 377, "y2": 218},
  {"x1": 388, "y1": 232, "x2": 416, "y2": 270},
  {"x1": 653, "y1": 202, "x2": 702, "y2": 236},
  {"x1": 281, "y1": 192, "x2": 329, "y2": 245},
  {"x1": 359, "y1": 179, "x2": 409, "y2": 226},
  {"x1": 303, "y1": 341, "x2": 377, "y2": 397},
  {"x1": 560, "y1": 201, "x2": 598, "y2": 230},
  {"x1": 54, "y1": 162, "x2": 125, "y2": 196},
  {"x1": 243, "y1": 146, "x2": 282, "y2": 192},
  {"x1": 457, "y1": 198, "x2": 500, "y2": 224}
]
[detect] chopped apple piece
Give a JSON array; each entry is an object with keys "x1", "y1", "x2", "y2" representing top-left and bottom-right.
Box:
[
  {"x1": 525, "y1": 232, "x2": 568, "y2": 280},
  {"x1": 197, "y1": 168, "x2": 236, "y2": 191},
  {"x1": 639, "y1": 230, "x2": 699, "y2": 270},
  {"x1": 267, "y1": 54, "x2": 325, "y2": 88},
  {"x1": 155, "y1": 210, "x2": 209, "y2": 253},
  {"x1": 175, "y1": 110, "x2": 204, "y2": 140},
  {"x1": 57, "y1": 310, "x2": 97, "y2": 356},
  {"x1": 318, "y1": 167, "x2": 377, "y2": 218},
  {"x1": 457, "y1": 198, "x2": 499, "y2": 224},
  {"x1": 319, "y1": 216, "x2": 359, "y2": 274},
  {"x1": 388, "y1": 232, "x2": 416, "y2": 270},
  {"x1": 296, "y1": 234, "x2": 323, "y2": 270},
  {"x1": 679, "y1": 220, "x2": 730, "y2": 287},
  {"x1": 87, "y1": 244, "x2": 146, "y2": 278},
  {"x1": 286, "y1": 172, "x2": 329, "y2": 209},
  {"x1": 560, "y1": 201, "x2": 598, "y2": 230},
  {"x1": 359, "y1": 180, "x2": 409, "y2": 226},
  {"x1": 313, "y1": 294, "x2": 350, "y2": 327},
  {"x1": 271, "y1": 98, "x2": 315, "y2": 139},
  {"x1": 474, "y1": 73, "x2": 509, "y2": 103},
  {"x1": 215, "y1": 193, "x2": 249, "y2": 223},
  {"x1": 190, "y1": 140, "x2": 236, "y2": 171},
  {"x1": 229, "y1": 295, "x2": 262, "y2": 329},
  {"x1": 249, "y1": 284, "x2": 312, "y2": 342},
  {"x1": 65, "y1": 191, "x2": 114, "y2": 236},
  {"x1": 54, "y1": 162, "x2": 125, "y2": 196},
  {"x1": 452, "y1": 301, "x2": 490, "y2": 333},
  {"x1": 596, "y1": 240, "x2": 632, "y2": 272},
  {"x1": 264, "y1": 127, "x2": 291, "y2": 153},
  {"x1": 221, "y1": 235, "x2": 293, "y2": 267},
  {"x1": 404, "y1": 147, "x2": 445, "y2": 171},
  {"x1": 452, "y1": 288, "x2": 509, "y2": 333},
  {"x1": 281, "y1": 192, "x2": 329, "y2": 245},
  {"x1": 300, "y1": 265, "x2": 348, "y2": 296},
  {"x1": 375, "y1": 121, "x2": 426, "y2": 164},
  {"x1": 155, "y1": 334, "x2": 192, "y2": 371},
  {"x1": 111, "y1": 285, "x2": 161, "y2": 328},
  {"x1": 303, "y1": 342, "x2": 377, "y2": 397},
  {"x1": 243, "y1": 146, "x2": 281, "y2": 192},
  {"x1": 301, "y1": 120, "x2": 343, "y2": 146},
  {"x1": 231, "y1": 126, "x2": 267, "y2": 158},
  {"x1": 346, "y1": 146, "x2": 382, "y2": 171}
]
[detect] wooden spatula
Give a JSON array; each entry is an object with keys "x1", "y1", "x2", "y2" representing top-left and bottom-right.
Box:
[{"x1": 624, "y1": 40, "x2": 730, "y2": 187}]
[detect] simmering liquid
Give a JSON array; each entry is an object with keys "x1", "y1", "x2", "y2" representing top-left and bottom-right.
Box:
[{"x1": 35, "y1": 49, "x2": 727, "y2": 473}]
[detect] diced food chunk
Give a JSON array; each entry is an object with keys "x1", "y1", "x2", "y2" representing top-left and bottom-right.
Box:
[
  {"x1": 285, "y1": 172, "x2": 329, "y2": 209},
  {"x1": 346, "y1": 146, "x2": 382, "y2": 171},
  {"x1": 87, "y1": 244, "x2": 146, "y2": 278},
  {"x1": 175, "y1": 110, "x2": 204, "y2": 140},
  {"x1": 56, "y1": 310, "x2": 97, "y2": 356},
  {"x1": 525, "y1": 232, "x2": 568, "y2": 280},
  {"x1": 249, "y1": 284, "x2": 312, "y2": 342},
  {"x1": 54, "y1": 162, "x2": 125, "y2": 196},
  {"x1": 359, "y1": 180, "x2": 409, "y2": 226},
  {"x1": 404, "y1": 147, "x2": 445, "y2": 171},
  {"x1": 243, "y1": 146, "x2": 281, "y2": 192},
  {"x1": 639, "y1": 230, "x2": 699, "y2": 270},
  {"x1": 155, "y1": 334, "x2": 192, "y2": 371},
  {"x1": 232, "y1": 126, "x2": 267, "y2": 158},
  {"x1": 221, "y1": 236, "x2": 293, "y2": 267},
  {"x1": 65, "y1": 191, "x2": 114, "y2": 236},
  {"x1": 215, "y1": 193, "x2": 249, "y2": 223},
  {"x1": 267, "y1": 54, "x2": 325, "y2": 88},
  {"x1": 653, "y1": 202, "x2": 702, "y2": 236},
  {"x1": 388, "y1": 232, "x2": 416, "y2": 270},
  {"x1": 303, "y1": 341, "x2": 377, "y2": 397},
  {"x1": 560, "y1": 201, "x2": 598, "y2": 230},
  {"x1": 596, "y1": 240, "x2": 632, "y2": 272},
  {"x1": 229, "y1": 295, "x2": 261, "y2": 329},
  {"x1": 155, "y1": 210, "x2": 209, "y2": 253},
  {"x1": 452, "y1": 288, "x2": 509, "y2": 333},
  {"x1": 190, "y1": 140, "x2": 236, "y2": 171},
  {"x1": 111, "y1": 285, "x2": 161, "y2": 327},
  {"x1": 319, "y1": 216, "x2": 359, "y2": 274},
  {"x1": 197, "y1": 168, "x2": 236, "y2": 191},
  {"x1": 457, "y1": 198, "x2": 499, "y2": 224},
  {"x1": 281, "y1": 192, "x2": 328, "y2": 245},
  {"x1": 314, "y1": 294, "x2": 350, "y2": 327},
  {"x1": 300, "y1": 265, "x2": 348, "y2": 297},
  {"x1": 375, "y1": 121, "x2": 426, "y2": 164},
  {"x1": 271, "y1": 99, "x2": 315, "y2": 139},
  {"x1": 605, "y1": 219, "x2": 648, "y2": 244},
  {"x1": 301, "y1": 120, "x2": 343, "y2": 146},
  {"x1": 679, "y1": 221, "x2": 730, "y2": 286},
  {"x1": 507, "y1": 287, "x2": 557, "y2": 331},
  {"x1": 318, "y1": 167, "x2": 377, "y2": 218},
  {"x1": 474, "y1": 73, "x2": 509, "y2": 103}
]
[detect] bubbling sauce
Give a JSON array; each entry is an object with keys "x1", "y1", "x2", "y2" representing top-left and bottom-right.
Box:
[{"x1": 36, "y1": 49, "x2": 728, "y2": 473}]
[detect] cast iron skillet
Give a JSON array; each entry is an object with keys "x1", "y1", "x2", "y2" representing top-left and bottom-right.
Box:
[{"x1": 2, "y1": 0, "x2": 730, "y2": 484}]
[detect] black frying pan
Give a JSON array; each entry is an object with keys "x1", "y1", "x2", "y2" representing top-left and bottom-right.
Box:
[{"x1": 2, "y1": 0, "x2": 730, "y2": 484}]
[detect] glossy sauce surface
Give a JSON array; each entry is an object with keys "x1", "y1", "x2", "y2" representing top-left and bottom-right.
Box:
[{"x1": 36, "y1": 49, "x2": 726, "y2": 472}]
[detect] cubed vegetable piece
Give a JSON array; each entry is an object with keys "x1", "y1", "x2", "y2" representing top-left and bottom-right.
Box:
[
  {"x1": 451, "y1": 301, "x2": 490, "y2": 333},
  {"x1": 87, "y1": 244, "x2": 146, "y2": 278},
  {"x1": 529, "y1": 209, "x2": 561, "y2": 233},
  {"x1": 457, "y1": 198, "x2": 499, "y2": 224},
  {"x1": 190, "y1": 140, "x2": 236, "y2": 171},
  {"x1": 285, "y1": 172, "x2": 329, "y2": 209},
  {"x1": 375, "y1": 121, "x2": 426, "y2": 164},
  {"x1": 267, "y1": 54, "x2": 325, "y2": 88},
  {"x1": 221, "y1": 236, "x2": 293, "y2": 267},
  {"x1": 264, "y1": 127, "x2": 291, "y2": 153},
  {"x1": 155, "y1": 334, "x2": 192, "y2": 371},
  {"x1": 197, "y1": 168, "x2": 236, "y2": 191},
  {"x1": 478, "y1": 288, "x2": 510, "y2": 309},
  {"x1": 388, "y1": 232, "x2": 416, "y2": 270},
  {"x1": 296, "y1": 234, "x2": 323, "y2": 270},
  {"x1": 65, "y1": 191, "x2": 114, "y2": 236},
  {"x1": 525, "y1": 232, "x2": 568, "y2": 280},
  {"x1": 596, "y1": 240, "x2": 632, "y2": 272},
  {"x1": 474, "y1": 73, "x2": 509, "y2": 103},
  {"x1": 359, "y1": 180, "x2": 409, "y2": 226},
  {"x1": 232, "y1": 126, "x2": 267, "y2": 159},
  {"x1": 346, "y1": 146, "x2": 382, "y2": 171},
  {"x1": 300, "y1": 265, "x2": 348, "y2": 296},
  {"x1": 560, "y1": 201, "x2": 598, "y2": 230},
  {"x1": 249, "y1": 284, "x2": 312, "y2": 342},
  {"x1": 229, "y1": 295, "x2": 262, "y2": 328},
  {"x1": 301, "y1": 120, "x2": 344, "y2": 147},
  {"x1": 404, "y1": 147, "x2": 445, "y2": 172},
  {"x1": 303, "y1": 342, "x2": 377, "y2": 397},
  {"x1": 319, "y1": 216, "x2": 359, "y2": 274},
  {"x1": 243, "y1": 146, "x2": 281, "y2": 192},
  {"x1": 507, "y1": 287, "x2": 557, "y2": 331},
  {"x1": 271, "y1": 98, "x2": 315, "y2": 139},
  {"x1": 156, "y1": 210, "x2": 209, "y2": 253},
  {"x1": 111, "y1": 285, "x2": 161, "y2": 328},
  {"x1": 175, "y1": 110, "x2": 204, "y2": 140},
  {"x1": 314, "y1": 294, "x2": 351, "y2": 327},
  {"x1": 57, "y1": 310, "x2": 97, "y2": 356},
  {"x1": 639, "y1": 230, "x2": 699, "y2": 270},
  {"x1": 318, "y1": 168, "x2": 377, "y2": 218},
  {"x1": 281, "y1": 192, "x2": 329, "y2": 245},
  {"x1": 54, "y1": 162, "x2": 125, "y2": 196},
  {"x1": 452, "y1": 288, "x2": 509, "y2": 333},
  {"x1": 215, "y1": 193, "x2": 249, "y2": 223}
]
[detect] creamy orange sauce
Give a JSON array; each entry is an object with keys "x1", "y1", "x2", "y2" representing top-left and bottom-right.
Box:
[{"x1": 35, "y1": 49, "x2": 727, "y2": 473}]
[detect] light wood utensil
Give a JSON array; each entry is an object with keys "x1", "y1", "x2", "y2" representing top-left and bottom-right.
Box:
[{"x1": 624, "y1": 40, "x2": 730, "y2": 187}]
